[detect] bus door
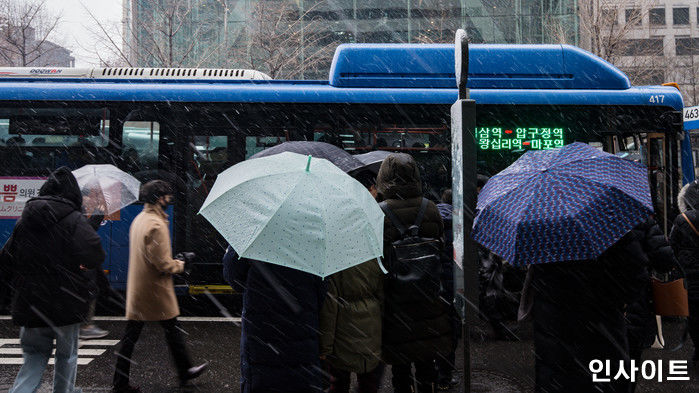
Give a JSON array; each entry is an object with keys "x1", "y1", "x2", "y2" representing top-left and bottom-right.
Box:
[
  {"x1": 112, "y1": 115, "x2": 165, "y2": 289},
  {"x1": 183, "y1": 131, "x2": 233, "y2": 286},
  {"x1": 647, "y1": 133, "x2": 670, "y2": 233},
  {"x1": 612, "y1": 132, "x2": 672, "y2": 234}
]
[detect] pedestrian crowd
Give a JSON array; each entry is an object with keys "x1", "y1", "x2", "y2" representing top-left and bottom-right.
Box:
[{"x1": 0, "y1": 144, "x2": 698, "y2": 393}]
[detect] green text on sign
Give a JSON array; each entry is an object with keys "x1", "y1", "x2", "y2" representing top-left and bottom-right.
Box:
[{"x1": 476, "y1": 127, "x2": 564, "y2": 151}]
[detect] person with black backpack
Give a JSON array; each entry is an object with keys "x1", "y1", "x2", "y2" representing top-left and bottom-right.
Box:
[{"x1": 376, "y1": 153, "x2": 452, "y2": 393}]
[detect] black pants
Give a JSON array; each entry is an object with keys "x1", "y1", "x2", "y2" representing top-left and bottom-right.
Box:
[
  {"x1": 328, "y1": 364, "x2": 382, "y2": 393},
  {"x1": 436, "y1": 351, "x2": 456, "y2": 383},
  {"x1": 391, "y1": 361, "x2": 436, "y2": 393},
  {"x1": 113, "y1": 318, "x2": 192, "y2": 388}
]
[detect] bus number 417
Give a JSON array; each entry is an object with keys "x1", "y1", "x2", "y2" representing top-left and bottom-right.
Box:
[{"x1": 649, "y1": 95, "x2": 665, "y2": 104}]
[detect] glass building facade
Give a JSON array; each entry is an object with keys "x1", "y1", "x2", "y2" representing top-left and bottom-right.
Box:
[{"x1": 123, "y1": 0, "x2": 579, "y2": 77}]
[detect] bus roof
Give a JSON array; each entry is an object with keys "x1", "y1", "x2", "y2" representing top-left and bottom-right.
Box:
[
  {"x1": 0, "y1": 81, "x2": 682, "y2": 111},
  {"x1": 329, "y1": 44, "x2": 630, "y2": 90},
  {"x1": 0, "y1": 44, "x2": 683, "y2": 111}
]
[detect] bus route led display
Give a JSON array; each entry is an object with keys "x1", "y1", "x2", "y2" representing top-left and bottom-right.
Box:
[{"x1": 476, "y1": 127, "x2": 565, "y2": 151}]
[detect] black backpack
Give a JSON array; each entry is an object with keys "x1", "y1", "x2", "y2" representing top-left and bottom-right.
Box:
[{"x1": 380, "y1": 198, "x2": 443, "y2": 298}]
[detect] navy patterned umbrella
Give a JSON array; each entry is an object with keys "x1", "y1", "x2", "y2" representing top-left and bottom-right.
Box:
[{"x1": 472, "y1": 142, "x2": 654, "y2": 266}]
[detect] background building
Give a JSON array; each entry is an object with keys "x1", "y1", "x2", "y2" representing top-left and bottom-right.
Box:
[
  {"x1": 122, "y1": 0, "x2": 579, "y2": 78},
  {"x1": 0, "y1": 25, "x2": 74, "y2": 67},
  {"x1": 582, "y1": 1, "x2": 699, "y2": 105}
]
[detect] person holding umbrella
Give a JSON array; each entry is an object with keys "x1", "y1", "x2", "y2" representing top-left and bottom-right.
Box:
[
  {"x1": 223, "y1": 246, "x2": 326, "y2": 393},
  {"x1": 473, "y1": 143, "x2": 675, "y2": 393},
  {"x1": 670, "y1": 180, "x2": 699, "y2": 362},
  {"x1": 203, "y1": 153, "x2": 384, "y2": 393},
  {"x1": 319, "y1": 170, "x2": 385, "y2": 393},
  {"x1": 79, "y1": 188, "x2": 110, "y2": 340},
  {"x1": 71, "y1": 164, "x2": 143, "y2": 340}
]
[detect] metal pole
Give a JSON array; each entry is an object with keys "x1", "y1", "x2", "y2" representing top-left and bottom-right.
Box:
[{"x1": 453, "y1": 28, "x2": 477, "y2": 393}]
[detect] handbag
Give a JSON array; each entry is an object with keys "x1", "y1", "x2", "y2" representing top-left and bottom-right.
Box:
[
  {"x1": 650, "y1": 213, "x2": 693, "y2": 317},
  {"x1": 651, "y1": 277, "x2": 689, "y2": 316}
]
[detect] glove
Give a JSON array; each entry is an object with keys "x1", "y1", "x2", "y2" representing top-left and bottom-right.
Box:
[{"x1": 175, "y1": 252, "x2": 196, "y2": 274}]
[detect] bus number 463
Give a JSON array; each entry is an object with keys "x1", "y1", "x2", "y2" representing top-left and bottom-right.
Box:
[
  {"x1": 649, "y1": 95, "x2": 665, "y2": 104},
  {"x1": 685, "y1": 108, "x2": 699, "y2": 120}
]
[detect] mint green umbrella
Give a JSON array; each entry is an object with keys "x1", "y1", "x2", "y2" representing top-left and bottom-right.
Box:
[{"x1": 199, "y1": 152, "x2": 384, "y2": 277}]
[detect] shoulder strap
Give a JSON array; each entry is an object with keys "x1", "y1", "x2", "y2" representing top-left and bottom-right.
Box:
[
  {"x1": 682, "y1": 213, "x2": 699, "y2": 238},
  {"x1": 413, "y1": 198, "x2": 429, "y2": 229},
  {"x1": 379, "y1": 201, "x2": 407, "y2": 236}
]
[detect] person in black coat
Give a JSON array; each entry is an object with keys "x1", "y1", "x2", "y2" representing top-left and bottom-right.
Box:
[
  {"x1": 670, "y1": 209, "x2": 699, "y2": 361},
  {"x1": 377, "y1": 154, "x2": 452, "y2": 393},
  {"x1": 625, "y1": 220, "x2": 675, "y2": 368},
  {"x1": 223, "y1": 246, "x2": 325, "y2": 393},
  {"x1": 531, "y1": 218, "x2": 672, "y2": 393},
  {"x1": 0, "y1": 167, "x2": 105, "y2": 393}
]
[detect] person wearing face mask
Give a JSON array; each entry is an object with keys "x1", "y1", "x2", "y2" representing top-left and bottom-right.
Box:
[{"x1": 112, "y1": 180, "x2": 207, "y2": 393}]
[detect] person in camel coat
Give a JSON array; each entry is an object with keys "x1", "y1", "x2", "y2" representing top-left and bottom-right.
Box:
[{"x1": 112, "y1": 180, "x2": 207, "y2": 393}]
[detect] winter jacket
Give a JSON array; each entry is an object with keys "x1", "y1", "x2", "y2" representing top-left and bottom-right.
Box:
[
  {"x1": 624, "y1": 219, "x2": 676, "y2": 350},
  {"x1": 319, "y1": 259, "x2": 384, "y2": 374},
  {"x1": 670, "y1": 209, "x2": 699, "y2": 302},
  {"x1": 377, "y1": 153, "x2": 452, "y2": 365},
  {"x1": 223, "y1": 246, "x2": 325, "y2": 393},
  {"x1": 532, "y1": 219, "x2": 673, "y2": 393},
  {"x1": 0, "y1": 167, "x2": 105, "y2": 328},
  {"x1": 125, "y1": 204, "x2": 184, "y2": 321}
]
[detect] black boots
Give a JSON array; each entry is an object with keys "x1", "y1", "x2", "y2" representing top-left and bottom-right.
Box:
[{"x1": 180, "y1": 361, "x2": 210, "y2": 385}]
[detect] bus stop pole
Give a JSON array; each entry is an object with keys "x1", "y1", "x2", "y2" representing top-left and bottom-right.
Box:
[{"x1": 451, "y1": 29, "x2": 478, "y2": 393}]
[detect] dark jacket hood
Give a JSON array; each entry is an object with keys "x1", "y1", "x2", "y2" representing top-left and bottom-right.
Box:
[
  {"x1": 39, "y1": 167, "x2": 82, "y2": 207},
  {"x1": 376, "y1": 153, "x2": 422, "y2": 200},
  {"x1": 20, "y1": 167, "x2": 82, "y2": 229}
]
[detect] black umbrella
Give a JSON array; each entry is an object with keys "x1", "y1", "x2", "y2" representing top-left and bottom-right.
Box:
[
  {"x1": 353, "y1": 150, "x2": 393, "y2": 175},
  {"x1": 679, "y1": 180, "x2": 699, "y2": 212},
  {"x1": 249, "y1": 141, "x2": 364, "y2": 173},
  {"x1": 133, "y1": 169, "x2": 186, "y2": 193}
]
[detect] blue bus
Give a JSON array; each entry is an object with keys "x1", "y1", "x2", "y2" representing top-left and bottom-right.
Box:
[{"x1": 0, "y1": 43, "x2": 690, "y2": 293}]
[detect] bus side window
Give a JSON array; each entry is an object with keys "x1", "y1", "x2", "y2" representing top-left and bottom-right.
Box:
[
  {"x1": 122, "y1": 121, "x2": 160, "y2": 174},
  {"x1": 245, "y1": 135, "x2": 287, "y2": 158}
]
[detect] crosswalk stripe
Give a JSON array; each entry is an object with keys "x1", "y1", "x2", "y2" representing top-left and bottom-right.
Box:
[
  {"x1": 0, "y1": 358, "x2": 94, "y2": 365},
  {"x1": 0, "y1": 348, "x2": 106, "y2": 356},
  {"x1": 0, "y1": 338, "x2": 119, "y2": 367},
  {"x1": 0, "y1": 339, "x2": 119, "y2": 347},
  {"x1": 79, "y1": 339, "x2": 120, "y2": 346}
]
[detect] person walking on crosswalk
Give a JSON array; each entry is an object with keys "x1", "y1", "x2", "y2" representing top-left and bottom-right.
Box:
[{"x1": 112, "y1": 180, "x2": 207, "y2": 393}]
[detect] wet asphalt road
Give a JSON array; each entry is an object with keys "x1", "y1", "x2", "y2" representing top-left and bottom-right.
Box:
[{"x1": 0, "y1": 316, "x2": 697, "y2": 393}]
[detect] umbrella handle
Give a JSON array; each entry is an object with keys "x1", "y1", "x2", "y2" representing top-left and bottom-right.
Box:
[
  {"x1": 305, "y1": 155, "x2": 312, "y2": 172},
  {"x1": 377, "y1": 258, "x2": 388, "y2": 274}
]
